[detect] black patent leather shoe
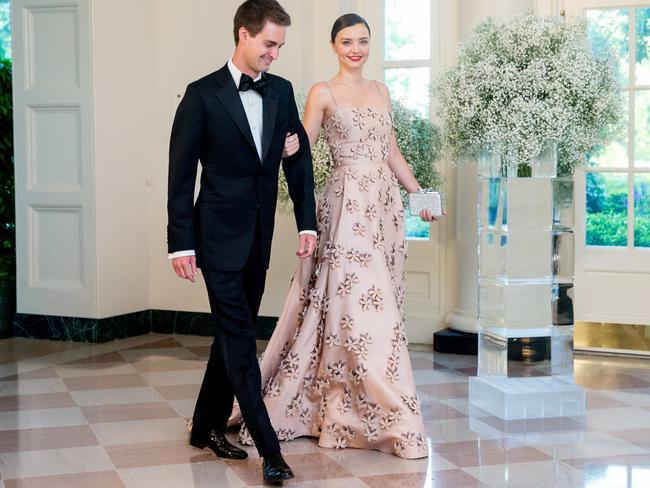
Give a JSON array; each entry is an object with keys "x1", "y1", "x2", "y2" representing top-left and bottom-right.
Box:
[
  {"x1": 189, "y1": 429, "x2": 248, "y2": 459},
  {"x1": 263, "y1": 452, "x2": 294, "y2": 484}
]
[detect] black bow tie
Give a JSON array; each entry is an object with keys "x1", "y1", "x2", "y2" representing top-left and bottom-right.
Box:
[{"x1": 238, "y1": 73, "x2": 270, "y2": 97}]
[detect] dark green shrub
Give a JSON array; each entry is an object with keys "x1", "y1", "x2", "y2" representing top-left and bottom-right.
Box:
[{"x1": 0, "y1": 58, "x2": 14, "y2": 294}]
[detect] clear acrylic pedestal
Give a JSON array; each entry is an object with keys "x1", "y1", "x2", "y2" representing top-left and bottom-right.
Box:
[
  {"x1": 469, "y1": 376, "x2": 585, "y2": 420},
  {"x1": 469, "y1": 144, "x2": 586, "y2": 420}
]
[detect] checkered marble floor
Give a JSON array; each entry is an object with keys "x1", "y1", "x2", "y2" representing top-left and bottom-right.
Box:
[{"x1": 1, "y1": 333, "x2": 650, "y2": 487}]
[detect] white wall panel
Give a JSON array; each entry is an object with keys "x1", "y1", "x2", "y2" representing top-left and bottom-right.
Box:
[
  {"x1": 406, "y1": 271, "x2": 431, "y2": 299},
  {"x1": 584, "y1": 271, "x2": 650, "y2": 324},
  {"x1": 27, "y1": 105, "x2": 81, "y2": 191},
  {"x1": 29, "y1": 205, "x2": 83, "y2": 288},
  {"x1": 25, "y1": 6, "x2": 79, "y2": 88}
]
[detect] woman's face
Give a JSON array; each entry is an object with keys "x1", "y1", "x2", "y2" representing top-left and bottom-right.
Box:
[{"x1": 332, "y1": 23, "x2": 370, "y2": 69}]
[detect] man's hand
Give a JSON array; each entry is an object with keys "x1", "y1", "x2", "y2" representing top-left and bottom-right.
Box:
[
  {"x1": 172, "y1": 256, "x2": 198, "y2": 282},
  {"x1": 282, "y1": 132, "x2": 299, "y2": 158},
  {"x1": 296, "y1": 234, "x2": 317, "y2": 259}
]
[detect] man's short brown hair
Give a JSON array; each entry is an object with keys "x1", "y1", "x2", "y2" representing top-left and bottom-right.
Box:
[{"x1": 233, "y1": 0, "x2": 291, "y2": 44}]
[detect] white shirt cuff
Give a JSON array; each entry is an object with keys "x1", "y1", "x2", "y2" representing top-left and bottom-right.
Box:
[
  {"x1": 299, "y1": 230, "x2": 317, "y2": 237},
  {"x1": 168, "y1": 250, "x2": 196, "y2": 260}
]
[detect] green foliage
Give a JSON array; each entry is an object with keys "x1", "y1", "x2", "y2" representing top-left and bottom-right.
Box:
[
  {"x1": 586, "y1": 172, "x2": 607, "y2": 213},
  {"x1": 586, "y1": 212, "x2": 628, "y2": 246},
  {"x1": 635, "y1": 217, "x2": 650, "y2": 247},
  {"x1": 635, "y1": 176, "x2": 650, "y2": 247},
  {"x1": 585, "y1": 172, "x2": 650, "y2": 248},
  {"x1": 0, "y1": 57, "x2": 14, "y2": 293}
]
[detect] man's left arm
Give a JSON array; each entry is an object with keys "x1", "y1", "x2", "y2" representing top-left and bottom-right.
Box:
[{"x1": 282, "y1": 82, "x2": 317, "y2": 234}]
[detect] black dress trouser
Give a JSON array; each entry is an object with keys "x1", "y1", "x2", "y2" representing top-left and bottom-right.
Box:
[{"x1": 191, "y1": 224, "x2": 280, "y2": 457}]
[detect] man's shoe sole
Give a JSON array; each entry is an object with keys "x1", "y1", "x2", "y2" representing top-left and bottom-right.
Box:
[
  {"x1": 264, "y1": 472, "x2": 295, "y2": 484},
  {"x1": 189, "y1": 438, "x2": 248, "y2": 459}
]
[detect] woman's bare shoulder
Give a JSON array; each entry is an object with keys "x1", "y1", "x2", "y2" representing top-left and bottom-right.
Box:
[
  {"x1": 308, "y1": 81, "x2": 332, "y2": 97},
  {"x1": 371, "y1": 79, "x2": 391, "y2": 97},
  {"x1": 306, "y1": 81, "x2": 335, "y2": 106}
]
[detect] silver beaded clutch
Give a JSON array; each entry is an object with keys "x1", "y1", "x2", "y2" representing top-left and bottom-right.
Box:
[{"x1": 408, "y1": 190, "x2": 442, "y2": 217}]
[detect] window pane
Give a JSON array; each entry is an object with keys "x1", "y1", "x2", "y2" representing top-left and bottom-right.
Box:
[
  {"x1": 586, "y1": 172, "x2": 628, "y2": 247},
  {"x1": 405, "y1": 214, "x2": 429, "y2": 240},
  {"x1": 635, "y1": 174, "x2": 650, "y2": 248},
  {"x1": 632, "y1": 467, "x2": 650, "y2": 488},
  {"x1": 384, "y1": 67, "x2": 430, "y2": 118},
  {"x1": 384, "y1": 0, "x2": 430, "y2": 61},
  {"x1": 636, "y1": 8, "x2": 650, "y2": 85},
  {"x1": 0, "y1": 0, "x2": 10, "y2": 59},
  {"x1": 587, "y1": 8, "x2": 630, "y2": 86},
  {"x1": 589, "y1": 91, "x2": 629, "y2": 168},
  {"x1": 635, "y1": 90, "x2": 650, "y2": 168}
]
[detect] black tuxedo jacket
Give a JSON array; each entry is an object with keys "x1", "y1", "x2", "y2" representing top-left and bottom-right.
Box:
[{"x1": 167, "y1": 64, "x2": 317, "y2": 271}]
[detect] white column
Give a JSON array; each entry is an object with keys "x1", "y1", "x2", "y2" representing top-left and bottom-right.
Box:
[
  {"x1": 13, "y1": 0, "x2": 153, "y2": 319},
  {"x1": 93, "y1": 0, "x2": 152, "y2": 317},
  {"x1": 445, "y1": 0, "x2": 535, "y2": 333}
]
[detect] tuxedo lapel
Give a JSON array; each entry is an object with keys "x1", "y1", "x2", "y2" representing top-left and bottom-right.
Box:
[
  {"x1": 214, "y1": 67, "x2": 257, "y2": 157},
  {"x1": 261, "y1": 86, "x2": 279, "y2": 163}
]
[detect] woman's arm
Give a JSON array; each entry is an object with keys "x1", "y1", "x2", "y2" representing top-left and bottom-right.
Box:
[
  {"x1": 380, "y1": 82, "x2": 443, "y2": 222},
  {"x1": 302, "y1": 82, "x2": 332, "y2": 149},
  {"x1": 378, "y1": 82, "x2": 422, "y2": 193}
]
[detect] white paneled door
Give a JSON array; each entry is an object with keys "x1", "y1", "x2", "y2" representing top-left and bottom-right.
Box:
[
  {"x1": 12, "y1": 0, "x2": 98, "y2": 317},
  {"x1": 561, "y1": 0, "x2": 650, "y2": 326}
]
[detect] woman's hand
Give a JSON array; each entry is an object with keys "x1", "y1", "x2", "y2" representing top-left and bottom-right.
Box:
[
  {"x1": 283, "y1": 132, "x2": 300, "y2": 158},
  {"x1": 419, "y1": 208, "x2": 447, "y2": 222}
]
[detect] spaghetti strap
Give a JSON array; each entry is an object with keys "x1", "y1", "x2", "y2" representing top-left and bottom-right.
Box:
[
  {"x1": 324, "y1": 81, "x2": 339, "y2": 107},
  {"x1": 373, "y1": 80, "x2": 389, "y2": 108}
]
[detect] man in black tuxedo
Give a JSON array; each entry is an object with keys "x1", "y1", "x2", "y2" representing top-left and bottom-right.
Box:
[{"x1": 167, "y1": 0, "x2": 316, "y2": 482}]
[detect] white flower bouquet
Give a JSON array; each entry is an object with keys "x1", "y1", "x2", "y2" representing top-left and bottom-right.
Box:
[{"x1": 437, "y1": 13, "x2": 622, "y2": 174}]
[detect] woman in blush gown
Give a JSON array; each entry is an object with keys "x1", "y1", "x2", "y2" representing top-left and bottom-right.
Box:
[{"x1": 229, "y1": 13, "x2": 442, "y2": 459}]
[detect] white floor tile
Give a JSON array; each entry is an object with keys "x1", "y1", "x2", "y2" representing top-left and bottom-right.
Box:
[{"x1": 0, "y1": 406, "x2": 86, "y2": 431}]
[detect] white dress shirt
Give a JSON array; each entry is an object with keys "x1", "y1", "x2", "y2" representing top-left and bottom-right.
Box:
[
  {"x1": 169, "y1": 60, "x2": 315, "y2": 261},
  {"x1": 228, "y1": 59, "x2": 264, "y2": 159}
]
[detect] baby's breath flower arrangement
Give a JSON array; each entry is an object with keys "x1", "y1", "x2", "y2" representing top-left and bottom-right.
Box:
[
  {"x1": 437, "y1": 13, "x2": 622, "y2": 174},
  {"x1": 278, "y1": 96, "x2": 442, "y2": 208}
]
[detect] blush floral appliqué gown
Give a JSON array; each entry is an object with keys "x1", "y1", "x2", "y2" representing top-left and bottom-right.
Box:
[{"x1": 229, "y1": 100, "x2": 428, "y2": 459}]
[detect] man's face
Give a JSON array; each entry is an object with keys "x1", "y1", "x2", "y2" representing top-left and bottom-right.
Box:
[{"x1": 239, "y1": 21, "x2": 286, "y2": 74}]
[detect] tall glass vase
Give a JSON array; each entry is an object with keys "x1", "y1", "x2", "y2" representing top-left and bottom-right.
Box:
[{"x1": 469, "y1": 143, "x2": 585, "y2": 420}]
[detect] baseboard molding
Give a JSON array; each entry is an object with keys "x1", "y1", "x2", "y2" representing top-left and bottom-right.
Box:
[
  {"x1": 12, "y1": 310, "x2": 279, "y2": 343},
  {"x1": 13, "y1": 311, "x2": 152, "y2": 343}
]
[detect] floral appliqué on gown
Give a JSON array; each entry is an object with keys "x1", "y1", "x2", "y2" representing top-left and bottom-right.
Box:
[{"x1": 229, "y1": 103, "x2": 428, "y2": 459}]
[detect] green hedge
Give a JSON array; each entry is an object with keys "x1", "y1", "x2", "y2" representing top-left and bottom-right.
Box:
[
  {"x1": 0, "y1": 57, "x2": 14, "y2": 293},
  {"x1": 634, "y1": 216, "x2": 650, "y2": 248},
  {"x1": 586, "y1": 212, "x2": 650, "y2": 247}
]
